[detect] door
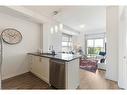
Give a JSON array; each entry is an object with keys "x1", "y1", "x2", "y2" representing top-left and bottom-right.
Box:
[
  {"x1": 38, "y1": 57, "x2": 49, "y2": 83},
  {"x1": 30, "y1": 56, "x2": 41, "y2": 75},
  {"x1": 118, "y1": 7, "x2": 127, "y2": 89}
]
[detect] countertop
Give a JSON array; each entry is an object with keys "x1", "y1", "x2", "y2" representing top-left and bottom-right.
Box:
[{"x1": 28, "y1": 52, "x2": 81, "y2": 62}]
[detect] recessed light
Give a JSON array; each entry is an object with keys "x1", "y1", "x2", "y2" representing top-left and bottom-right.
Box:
[{"x1": 79, "y1": 24, "x2": 85, "y2": 28}]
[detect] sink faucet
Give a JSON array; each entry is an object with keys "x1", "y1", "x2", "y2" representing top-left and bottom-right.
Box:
[
  {"x1": 51, "y1": 45, "x2": 55, "y2": 55},
  {"x1": 49, "y1": 45, "x2": 55, "y2": 55}
]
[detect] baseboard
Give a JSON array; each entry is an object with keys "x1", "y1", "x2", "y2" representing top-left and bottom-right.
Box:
[
  {"x1": 30, "y1": 71, "x2": 49, "y2": 84},
  {"x1": 105, "y1": 75, "x2": 118, "y2": 82},
  {"x1": 2, "y1": 70, "x2": 29, "y2": 80},
  {"x1": 105, "y1": 78, "x2": 118, "y2": 83}
]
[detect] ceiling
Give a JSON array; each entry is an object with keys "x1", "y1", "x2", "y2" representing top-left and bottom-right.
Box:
[{"x1": 24, "y1": 6, "x2": 106, "y2": 34}]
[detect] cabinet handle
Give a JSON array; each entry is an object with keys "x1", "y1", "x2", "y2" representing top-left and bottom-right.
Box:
[{"x1": 50, "y1": 60, "x2": 65, "y2": 64}]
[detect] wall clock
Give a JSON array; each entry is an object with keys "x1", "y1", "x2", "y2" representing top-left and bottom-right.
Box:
[{"x1": 1, "y1": 28, "x2": 22, "y2": 45}]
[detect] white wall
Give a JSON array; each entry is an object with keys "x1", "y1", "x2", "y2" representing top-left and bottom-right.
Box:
[
  {"x1": 42, "y1": 22, "x2": 51, "y2": 53},
  {"x1": 118, "y1": 6, "x2": 127, "y2": 89},
  {"x1": 0, "y1": 13, "x2": 41, "y2": 80},
  {"x1": 106, "y1": 6, "x2": 119, "y2": 81},
  {"x1": 42, "y1": 21, "x2": 62, "y2": 53},
  {"x1": 76, "y1": 32, "x2": 85, "y2": 53}
]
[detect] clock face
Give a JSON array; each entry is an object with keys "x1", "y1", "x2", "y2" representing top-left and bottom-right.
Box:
[{"x1": 1, "y1": 28, "x2": 22, "y2": 44}]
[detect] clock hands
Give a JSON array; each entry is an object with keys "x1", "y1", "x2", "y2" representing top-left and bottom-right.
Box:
[
  {"x1": 8, "y1": 33, "x2": 13, "y2": 37},
  {"x1": 8, "y1": 33, "x2": 16, "y2": 37}
]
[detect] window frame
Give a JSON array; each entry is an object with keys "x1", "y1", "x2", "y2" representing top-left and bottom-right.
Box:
[
  {"x1": 86, "y1": 37, "x2": 105, "y2": 56},
  {"x1": 62, "y1": 33, "x2": 73, "y2": 52}
]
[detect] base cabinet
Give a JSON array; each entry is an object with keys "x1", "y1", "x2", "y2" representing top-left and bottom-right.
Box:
[
  {"x1": 29, "y1": 55, "x2": 49, "y2": 84},
  {"x1": 28, "y1": 54, "x2": 80, "y2": 89}
]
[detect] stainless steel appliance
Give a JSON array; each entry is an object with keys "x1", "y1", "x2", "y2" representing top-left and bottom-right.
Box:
[{"x1": 50, "y1": 59, "x2": 65, "y2": 89}]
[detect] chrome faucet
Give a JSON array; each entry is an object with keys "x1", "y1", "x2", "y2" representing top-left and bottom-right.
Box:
[{"x1": 51, "y1": 45, "x2": 55, "y2": 55}]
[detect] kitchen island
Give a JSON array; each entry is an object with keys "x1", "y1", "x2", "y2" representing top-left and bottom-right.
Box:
[{"x1": 28, "y1": 52, "x2": 81, "y2": 89}]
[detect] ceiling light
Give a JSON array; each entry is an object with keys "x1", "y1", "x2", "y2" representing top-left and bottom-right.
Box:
[
  {"x1": 59, "y1": 23, "x2": 63, "y2": 30},
  {"x1": 79, "y1": 24, "x2": 85, "y2": 28},
  {"x1": 50, "y1": 27, "x2": 54, "y2": 34},
  {"x1": 55, "y1": 25, "x2": 58, "y2": 33}
]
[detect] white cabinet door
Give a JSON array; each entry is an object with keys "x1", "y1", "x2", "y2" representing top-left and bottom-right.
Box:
[
  {"x1": 30, "y1": 55, "x2": 49, "y2": 83},
  {"x1": 30, "y1": 56, "x2": 41, "y2": 75},
  {"x1": 38, "y1": 57, "x2": 49, "y2": 83}
]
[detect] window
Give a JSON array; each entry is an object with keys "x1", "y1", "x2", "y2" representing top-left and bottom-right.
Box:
[
  {"x1": 87, "y1": 38, "x2": 105, "y2": 57},
  {"x1": 62, "y1": 34, "x2": 73, "y2": 52}
]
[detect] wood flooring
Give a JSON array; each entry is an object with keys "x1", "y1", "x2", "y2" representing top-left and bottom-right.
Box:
[
  {"x1": 2, "y1": 72, "x2": 50, "y2": 89},
  {"x1": 79, "y1": 69, "x2": 119, "y2": 89},
  {"x1": 2, "y1": 69, "x2": 119, "y2": 89}
]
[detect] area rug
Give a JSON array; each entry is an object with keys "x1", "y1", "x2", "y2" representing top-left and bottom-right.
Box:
[{"x1": 80, "y1": 58, "x2": 98, "y2": 73}]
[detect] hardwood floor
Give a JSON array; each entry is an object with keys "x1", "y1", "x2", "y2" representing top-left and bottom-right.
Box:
[
  {"x1": 2, "y1": 69, "x2": 119, "y2": 89},
  {"x1": 2, "y1": 72, "x2": 50, "y2": 89},
  {"x1": 79, "y1": 69, "x2": 119, "y2": 89}
]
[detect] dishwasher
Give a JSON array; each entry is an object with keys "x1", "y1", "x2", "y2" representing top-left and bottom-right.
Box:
[{"x1": 50, "y1": 59, "x2": 65, "y2": 89}]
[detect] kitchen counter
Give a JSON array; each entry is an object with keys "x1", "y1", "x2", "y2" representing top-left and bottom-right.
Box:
[
  {"x1": 28, "y1": 52, "x2": 80, "y2": 89},
  {"x1": 28, "y1": 52, "x2": 81, "y2": 62}
]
